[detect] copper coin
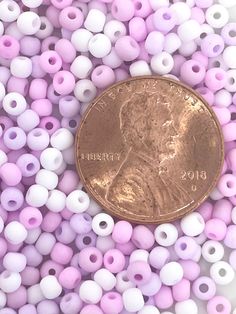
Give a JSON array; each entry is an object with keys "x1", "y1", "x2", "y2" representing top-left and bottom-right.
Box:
[{"x1": 75, "y1": 76, "x2": 224, "y2": 223}]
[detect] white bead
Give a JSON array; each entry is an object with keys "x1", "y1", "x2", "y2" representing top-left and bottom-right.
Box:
[
  {"x1": 0, "y1": 150, "x2": 8, "y2": 167},
  {"x1": 25, "y1": 227, "x2": 41, "y2": 244},
  {"x1": 223, "y1": 46, "x2": 236, "y2": 69},
  {"x1": 210, "y1": 261, "x2": 235, "y2": 285},
  {"x1": 170, "y1": 3, "x2": 191, "y2": 25},
  {"x1": 218, "y1": 0, "x2": 236, "y2": 7},
  {"x1": 138, "y1": 305, "x2": 160, "y2": 314},
  {"x1": 35, "y1": 233, "x2": 56, "y2": 256},
  {"x1": 3, "y1": 252, "x2": 27, "y2": 273},
  {"x1": 0, "y1": 290, "x2": 6, "y2": 309},
  {"x1": 194, "y1": 232, "x2": 207, "y2": 245},
  {"x1": 130, "y1": 61, "x2": 152, "y2": 77},
  {"x1": 54, "y1": 160, "x2": 67, "y2": 176},
  {"x1": 26, "y1": 184, "x2": 49, "y2": 207},
  {"x1": 70, "y1": 55, "x2": 93, "y2": 79},
  {"x1": 17, "y1": 109, "x2": 40, "y2": 132},
  {"x1": 160, "y1": 262, "x2": 183, "y2": 286},
  {"x1": 164, "y1": 33, "x2": 181, "y2": 54},
  {"x1": 96, "y1": 235, "x2": 115, "y2": 253},
  {"x1": 102, "y1": 48, "x2": 123, "y2": 69},
  {"x1": 214, "y1": 89, "x2": 232, "y2": 107},
  {"x1": 88, "y1": 34, "x2": 112, "y2": 58},
  {"x1": 180, "y1": 212, "x2": 205, "y2": 237},
  {"x1": 3, "y1": 92, "x2": 27, "y2": 116},
  {"x1": 62, "y1": 146, "x2": 75, "y2": 165},
  {"x1": 0, "y1": 66, "x2": 10, "y2": 86},
  {"x1": 202, "y1": 240, "x2": 224, "y2": 263},
  {"x1": 0, "y1": 216, "x2": 4, "y2": 234},
  {"x1": 178, "y1": 41, "x2": 197, "y2": 57},
  {"x1": 154, "y1": 223, "x2": 178, "y2": 247},
  {"x1": 27, "y1": 128, "x2": 49, "y2": 151},
  {"x1": 66, "y1": 190, "x2": 90, "y2": 214},
  {"x1": 40, "y1": 148, "x2": 63, "y2": 171},
  {"x1": 116, "y1": 270, "x2": 135, "y2": 293},
  {"x1": 0, "y1": 0, "x2": 20, "y2": 22},
  {"x1": 22, "y1": 0, "x2": 43, "y2": 8},
  {"x1": 195, "y1": 23, "x2": 214, "y2": 46},
  {"x1": 149, "y1": 0, "x2": 169, "y2": 11},
  {"x1": 86, "y1": 199, "x2": 102, "y2": 217},
  {"x1": 17, "y1": 12, "x2": 41, "y2": 35},
  {"x1": 5, "y1": 21, "x2": 24, "y2": 41},
  {"x1": 84, "y1": 9, "x2": 106, "y2": 33},
  {"x1": 175, "y1": 300, "x2": 198, "y2": 314},
  {"x1": 10, "y1": 56, "x2": 32, "y2": 78},
  {"x1": 129, "y1": 249, "x2": 149, "y2": 263},
  {"x1": 0, "y1": 21, "x2": 4, "y2": 37},
  {"x1": 79, "y1": 280, "x2": 103, "y2": 304},
  {"x1": 74, "y1": 79, "x2": 97, "y2": 103},
  {"x1": 0, "y1": 271, "x2": 21, "y2": 293},
  {"x1": 71, "y1": 29, "x2": 93, "y2": 52},
  {"x1": 104, "y1": 20, "x2": 127, "y2": 43},
  {"x1": 94, "y1": 268, "x2": 116, "y2": 291},
  {"x1": 177, "y1": 20, "x2": 201, "y2": 42},
  {"x1": 35, "y1": 169, "x2": 58, "y2": 190},
  {"x1": 0, "y1": 82, "x2": 6, "y2": 102},
  {"x1": 123, "y1": 288, "x2": 144, "y2": 312},
  {"x1": 225, "y1": 70, "x2": 236, "y2": 92},
  {"x1": 4, "y1": 221, "x2": 27, "y2": 245},
  {"x1": 151, "y1": 52, "x2": 174, "y2": 75},
  {"x1": 92, "y1": 213, "x2": 114, "y2": 236},
  {"x1": 40, "y1": 275, "x2": 62, "y2": 299},
  {"x1": 145, "y1": 31, "x2": 165, "y2": 55},
  {"x1": 46, "y1": 189, "x2": 66, "y2": 213},
  {"x1": 206, "y1": 4, "x2": 229, "y2": 28},
  {"x1": 36, "y1": 17, "x2": 53, "y2": 39},
  {"x1": 210, "y1": 187, "x2": 224, "y2": 200},
  {"x1": 50, "y1": 128, "x2": 74, "y2": 151},
  {"x1": 28, "y1": 284, "x2": 44, "y2": 305}
]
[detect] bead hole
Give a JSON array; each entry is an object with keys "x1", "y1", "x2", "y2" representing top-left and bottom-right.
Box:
[
  {"x1": 49, "y1": 57, "x2": 56, "y2": 65},
  {"x1": 215, "y1": 73, "x2": 223, "y2": 80},
  {"x1": 229, "y1": 30, "x2": 236, "y2": 37},
  {"x1": 162, "y1": 58, "x2": 169, "y2": 66},
  {"x1": 135, "y1": 2, "x2": 142, "y2": 10},
  {"x1": 68, "y1": 12, "x2": 76, "y2": 19},
  {"x1": 130, "y1": 39, "x2": 137, "y2": 48},
  {"x1": 231, "y1": 112, "x2": 236, "y2": 120},
  {"x1": 49, "y1": 269, "x2": 56, "y2": 275},
  {"x1": 99, "y1": 221, "x2": 107, "y2": 229},
  {"x1": 28, "y1": 217, "x2": 36, "y2": 225},
  {"x1": 216, "y1": 304, "x2": 224, "y2": 312},
  {"x1": 49, "y1": 43, "x2": 55, "y2": 50},
  {"x1": 192, "y1": 65, "x2": 200, "y2": 73},
  {"x1": 65, "y1": 295, "x2": 72, "y2": 302},
  {"x1": 199, "y1": 283, "x2": 208, "y2": 293},
  {"x1": 163, "y1": 13, "x2": 171, "y2": 20},
  {"x1": 219, "y1": 268, "x2": 226, "y2": 276},
  {"x1": 8, "y1": 200, "x2": 16, "y2": 207},
  {"x1": 10, "y1": 100, "x2": 17, "y2": 108},
  {"x1": 83, "y1": 236, "x2": 91, "y2": 245},
  {"x1": 160, "y1": 231, "x2": 167, "y2": 239},
  {"x1": 46, "y1": 122, "x2": 53, "y2": 130},
  {"x1": 9, "y1": 131, "x2": 17, "y2": 139},
  {"x1": 213, "y1": 45, "x2": 220, "y2": 53},
  {"x1": 227, "y1": 181, "x2": 233, "y2": 188},
  {"x1": 122, "y1": 275, "x2": 129, "y2": 282},
  {"x1": 213, "y1": 61, "x2": 221, "y2": 68},
  {"x1": 78, "y1": 197, "x2": 84, "y2": 203},
  {"x1": 40, "y1": 22, "x2": 46, "y2": 30},
  {"x1": 213, "y1": 12, "x2": 221, "y2": 19},
  {"x1": 200, "y1": 32, "x2": 207, "y2": 39},
  {"x1": 89, "y1": 254, "x2": 97, "y2": 263},
  {"x1": 134, "y1": 274, "x2": 143, "y2": 281},
  {"x1": 209, "y1": 247, "x2": 215, "y2": 255},
  {"x1": 7, "y1": 4, "x2": 14, "y2": 11},
  {"x1": 83, "y1": 89, "x2": 91, "y2": 97},
  {"x1": 33, "y1": 130, "x2": 42, "y2": 137},
  {"x1": 69, "y1": 120, "x2": 76, "y2": 128},
  {"x1": 58, "y1": 77, "x2": 64, "y2": 84},
  {"x1": 26, "y1": 163, "x2": 35, "y2": 171},
  {"x1": 208, "y1": 233, "x2": 216, "y2": 239},
  {"x1": 108, "y1": 293, "x2": 116, "y2": 299},
  {"x1": 180, "y1": 243, "x2": 187, "y2": 250},
  {"x1": 107, "y1": 256, "x2": 114, "y2": 264},
  {"x1": 3, "y1": 40, "x2": 11, "y2": 47}
]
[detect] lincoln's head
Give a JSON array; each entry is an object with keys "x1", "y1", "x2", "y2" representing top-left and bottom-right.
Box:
[{"x1": 119, "y1": 92, "x2": 178, "y2": 160}]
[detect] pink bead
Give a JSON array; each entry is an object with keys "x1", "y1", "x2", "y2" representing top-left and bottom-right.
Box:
[
  {"x1": 51, "y1": 242, "x2": 73, "y2": 265},
  {"x1": 100, "y1": 292, "x2": 123, "y2": 314},
  {"x1": 180, "y1": 60, "x2": 206, "y2": 86},
  {"x1": 19, "y1": 305, "x2": 37, "y2": 314},
  {"x1": 46, "y1": 5, "x2": 61, "y2": 28},
  {"x1": 115, "y1": 241, "x2": 136, "y2": 255},
  {"x1": 212, "y1": 107, "x2": 231, "y2": 126},
  {"x1": 21, "y1": 266, "x2": 40, "y2": 286},
  {"x1": 192, "y1": 51, "x2": 209, "y2": 68},
  {"x1": 153, "y1": 7, "x2": 176, "y2": 33},
  {"x1": 40, "y1": 260, "x2": 63, "y2": 278},
  {"x1": 129, "y1": 17, "x2": 147, "y2": 42},
  {"x1": 131, "y1": 225, "x2": 155, "y2": 250},
  {"x1": 7, "y1": 77, "x2": 29, "y2": 96},
  {"x1": 191, "y1": 7, "x2": 205, "y2": 24},
  {"x1": 0, "y1": 35, "x2": 20, "y2": 59},
  {"x1": 80, "y1": 305, "x2": 104, "y2": 314},
  {"x1": 91, "y1": 65, "x2": 116, "y2": 89},
  {"x1": 41, "y1": 211, "x2": 62, "y2": 232},
  {"x1": 59, "y1": 7, "x2": 84, "y2": 31},
  {"x1": 207, "y1": 296, "x2": 231, "y2": 314},
  {"x1": 224, "y1": 225, "x2": 236, "y2": 249},
  {"x1": 58, "y1": 170, "x2": 79, "y2": 194},
  {"x1": 29, "y1": 79, "x2": 48, "y2": 100},
  {"x1": 195, "y1": 0, "x2": 214, "y2": 8},
  {"x1": 58, "y1": 266, "x2": 81, "y2": 289},
  {"x1": 205, "y1": 218, "x2": 227, "y2": 241},
  {"x1": 39, "y1": 50, "x2": 62, "y2": 74},
  {"x1": 78, "y1": 247, "x2": 103, "y2": 272},
  {"x1": 179, "y1": 260, "x2": 201, "y2": 281},
  {"x1": 205, "y1": 68, "x2": 227, "y2": 91},
  {"x1": 196, "y1": 86, "x2": 214, "y2": 105},
  {"x1": 7, "y1": 286, "x2": 27, "y2": 309},
  {"x1": 146, "y1": 14, "x2": 156, "y2": 33},
  {"x1": 197, "y1": 201, "x2": 213, "y2": 221},
  {"x1": 104, "y1": 249, "x2": 126, "y2": 273},
  {"x1": 112, "y1": 221, "x2": 133, "y2": 244},
  {"x1": 20, "y1": 37, "x2": 41, "y2": 57},
  {"x1": 55, "y1": 39, "x2": 76, "y2": 64},
  {"x1": 115, "y1": 36, "x2": 140, "y2": 62},
  {"x1": 149, "y1": 246, "x2": 170, "y2": 270},
  {"x1": 217, "y1": 173, "x2": 236, "y2": 197},
  {"x1": 223, "y1": 123, "x2": 236, "y2": 142},
  {"x1": 53, "y1": 70, "x2": 75, "y2": 95},
  {"x1": 0, "y1": 163, "x2": 22, "y2": 186},
  {"x1": 212, "y1": 199, "x2": 232, "y2": 225},
  {"x1": 39, "y1": 116, "x2": 60, "y2": 135},
  {"x1": 31, "y1": 99, "x2": 53, "y2": 117},
  {"x1": 51, "y1": 0, "x2": 73, "y2": 9},
  {"x1": 138, "y1": 272, "x2": 161, "y2": 297},
  {"x1": 172, "y1": 278, "x2": 191, "y2": 302},
  {"x1": 127, "y1": 261, "x2": 152, "y2": 285},
  {"x1": 111, "y1": 0, "x2": 135, "y2": 22},
  {"x1": 172, "y1": 54, "x2": 186, "y2": 76},
  {"x1": 154, "y1": 286, "x2": 174, "y2": 310},
  {"x1": 19, "y1": 206, "x2": 43, "y2": 229}
]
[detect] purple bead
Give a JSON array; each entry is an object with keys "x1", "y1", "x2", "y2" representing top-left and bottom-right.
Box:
[
  {"x1": 221, "y1": 23, "x2": 236, "y2": 46},
  {"x1": 224, "y1": 225, "x2": 236, "y2": 249},
  {"x1": 70, "y1": 213, "x2": 92, "y2": 234},
  {"x1": 153, "y1": 7, "x2": 176, "y2": 33},
  {"x1": 201, "y1": 34, "x2": 225, "y2": 58},
  {"x1": 55, "y1": 221, "x2": 76, "y2": 244},
  {"x1": 174, "y1": 236, "x2": 199, "y2": 260},
  {"x1": 16, "y1": 154, "x2": 40, "y2": 177},
  {"x1": 60, "y1": 293, "x2": 83, "y2": 314},
  {"x1": 18, "y1": 305, "x2": 37, "y2": 314},
  {"x1": 192, "y1": 276, "x2": 216, "y2": 300},
  {"x1": 1, "y1": 187, "x2": 24, "y2": 212},
  {"x1": 3, "y1": 127, "x2": 26, "y2": 150}
]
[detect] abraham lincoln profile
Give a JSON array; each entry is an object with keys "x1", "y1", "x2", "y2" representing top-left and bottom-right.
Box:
[{"x1": 106, "y1": 92, "x2": 192, "y2": 219}]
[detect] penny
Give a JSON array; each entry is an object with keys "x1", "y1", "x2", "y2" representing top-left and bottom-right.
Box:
[{"x1": 75, "y1": 76, "x2": 224, "y2": 224}]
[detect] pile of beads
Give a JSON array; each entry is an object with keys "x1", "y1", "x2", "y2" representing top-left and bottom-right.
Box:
[{"x1": 0, "y1": 0, "x2": 236, "y2": 313}]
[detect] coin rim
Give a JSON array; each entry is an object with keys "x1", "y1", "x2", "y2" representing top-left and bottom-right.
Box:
[{"x1": 75, "y1": 76, "x2": 225, "y2": 223}]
